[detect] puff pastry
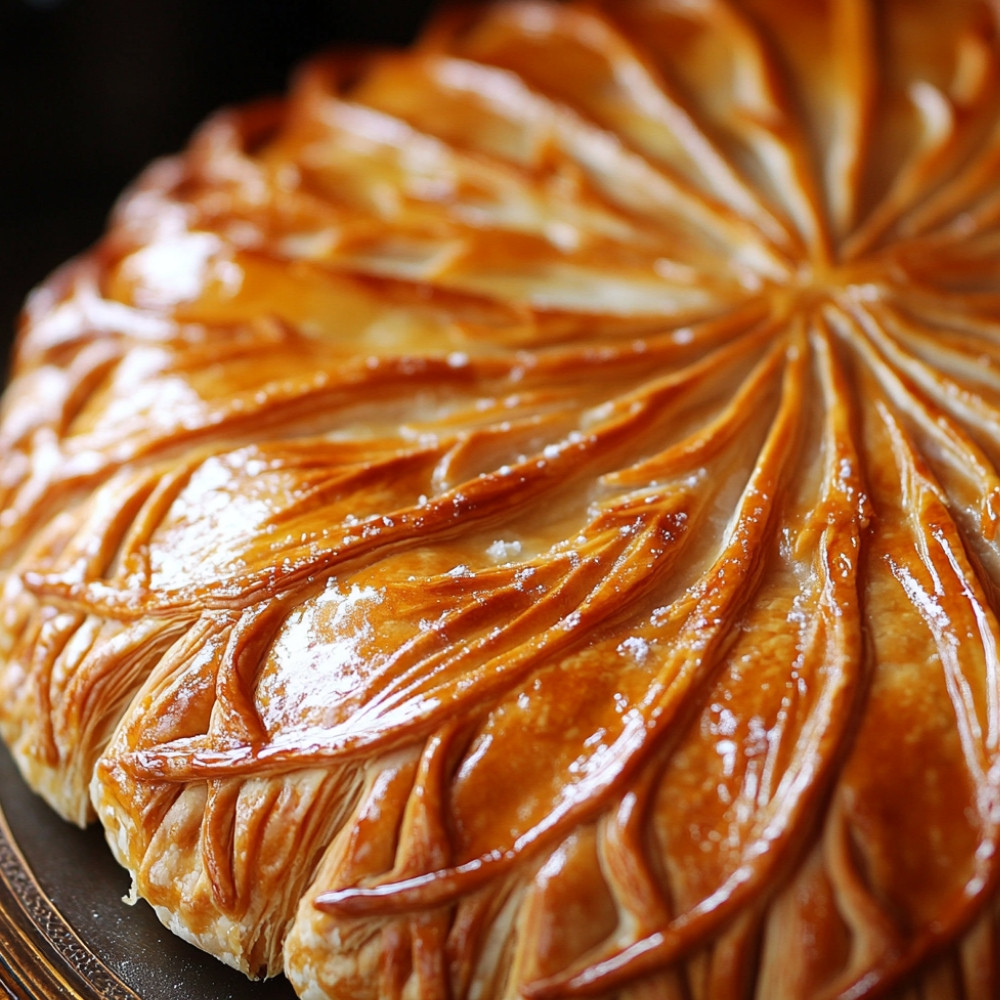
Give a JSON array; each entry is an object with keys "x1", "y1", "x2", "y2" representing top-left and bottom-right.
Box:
[{"x1": 3, "y1": 1, "x2": 1000, "y2": 997}]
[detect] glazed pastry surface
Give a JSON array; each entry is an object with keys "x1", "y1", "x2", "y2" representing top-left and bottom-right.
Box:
[{"x1": 2, "y1": 1, "x2": 1000, "y2": 997}]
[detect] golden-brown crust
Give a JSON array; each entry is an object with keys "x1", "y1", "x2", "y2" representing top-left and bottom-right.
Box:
[{"x1": 4, "y1": 0, "x2": 1000, "y2": 997}]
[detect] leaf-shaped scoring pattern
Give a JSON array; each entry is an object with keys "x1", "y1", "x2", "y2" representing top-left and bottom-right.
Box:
[{"x1": 2, "y1": 1, "x2": 1000, "y2": 997}]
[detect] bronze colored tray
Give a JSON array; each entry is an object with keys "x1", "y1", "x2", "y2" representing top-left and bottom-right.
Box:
[{"x1": 0, "y1": 743, "x2": 297, "y2": 1000}]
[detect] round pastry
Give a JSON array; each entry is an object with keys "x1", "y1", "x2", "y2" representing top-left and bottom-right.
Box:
[{"x1": 2, "y1": 0, "x2": 1000, "y2": 997}]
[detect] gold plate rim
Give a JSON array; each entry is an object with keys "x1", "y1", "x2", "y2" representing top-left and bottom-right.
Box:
[{"x1": 0, "y1": 800, "x2": 139, "y2": 1000}]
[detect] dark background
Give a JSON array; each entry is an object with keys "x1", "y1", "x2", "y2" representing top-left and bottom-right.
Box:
[{"x1": 0, "y1": 0, "x2": 439, "y2": 363}]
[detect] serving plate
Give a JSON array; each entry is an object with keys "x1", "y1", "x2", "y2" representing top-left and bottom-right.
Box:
[{"x1": 0, "y1": 743, "x2": 297, "y2": 1000}]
